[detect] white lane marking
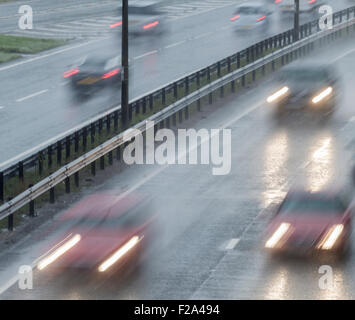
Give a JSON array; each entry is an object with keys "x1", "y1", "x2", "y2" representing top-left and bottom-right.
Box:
[
  {"x1": 225, "y1": 238, "x2": 240, "y2": 250},
  {"x1": 331, "y1": 47, "x2": 355, "y2": 62},
  {"x1": 16, "y1": 89, "x2": 49, "y2": 103},
  {"x1": 165, "y1": 40, "x2": 186, "y2": 49},
  {"x1": 194, "y1": 32, "x2": 212, "y2": 39},
  {"x1": 134, "y1": 50, "x2": 158, "y2": 60}
]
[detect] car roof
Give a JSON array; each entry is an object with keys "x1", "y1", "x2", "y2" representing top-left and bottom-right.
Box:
[
  {"x1": 129, "y1": 0, "x2": 161, "y2": 7},
  {"x1": 237, "y1": 2, "x2": 264, "y2": 9},
  {"x1": 61, "y1": 193, "x2": 149, "y2": 220},
  {"x1": 281, "y1": 61, "x2": 333, "y2": 73}
]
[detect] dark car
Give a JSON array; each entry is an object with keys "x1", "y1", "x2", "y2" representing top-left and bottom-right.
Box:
[
  {"x1": 111, "y1": 0, "x2": 168, "y2": 37},
  {"x1": 267, "y1": 62, "x2": 339, "y2": 116},
  {"x1": 64, "y1": 54, "x2": 121, "y2": 100},
  {"x1": 36, "y1": 193, "x2": 157, "y2": 275},
  {"x1": 230, "y1": 2, "x2": 273, "y2": 34},
  {"x1": 264, "y1": 189, "x2": 352, "y2": 257}
]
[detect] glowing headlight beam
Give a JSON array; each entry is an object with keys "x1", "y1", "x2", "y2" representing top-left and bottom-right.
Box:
[
  {"x1": 267, "y1": 86, "x2": 289, "y2": 103},
  {"x1": 265, "y1": 223, "x2": 290, "y2": 249},
  {"x1": 37, "y1": 234, "x2": 81, "y2": 270},
  {"x1": 318, "y1": 224, "x2": 344, "y2": 250},
  {"x1": 98, "y1": 236, "x2": 141, "y2": 272},
  {"x1": 312, "y1": 87, "x2": 333, "y2": 104}
]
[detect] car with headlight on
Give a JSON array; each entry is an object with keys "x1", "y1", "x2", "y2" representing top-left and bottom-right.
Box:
[
  {"x1": 279, "y1": 0, "x2": 326, "y2": 23},
  {"x1": 112, "y1": 0, "x2": 168, "y2": 37},
  {"x1": 36, "y1": 193, "x2": 157, "y2": 275},
  {"x1": 264, "y1": 189, "x2": 352, "y2": 257},
  {"x1": 266, "y1": 62, "x2": 339, "y2": 116},
  {"x1": 230, "y1": 2, "x2": 273, "y2": 34},
  {"x1": 64, "y1": 53, "x2": 121, "y2": 100}
]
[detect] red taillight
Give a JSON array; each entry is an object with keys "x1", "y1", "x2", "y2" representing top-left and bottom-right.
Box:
[
  {"x1": 230, "y1": 15, "x2": 240, "y2": 21},
  {"x1": 143, "y1": 20, "x2": 159, "y2": 29},
  {"x1": 275, "y1": 0, "x2": 282, "y2": 3},
  {"x1": 63, "y1": 68, "x2": 79, "y2": 78},
  {"x1": 110, "y1": 21, "x2": 122, "y2": 28},
  {"x1": 102, "y1": 68, "x2": 120, "y2": 79},
  {"x1": 308, "y1": 0, "x2": 316, "y2": 3},
  {"x1": 257, "y1": 16, "x2": 266, "y2": 22}
]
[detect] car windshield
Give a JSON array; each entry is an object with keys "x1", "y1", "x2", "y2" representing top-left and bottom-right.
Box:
[
  {"x1": 237, "y1": 7, "x2": 261, "y2": 15},
  {"x1": 68, "y1": 199, "x2": 155, "y2": 229},
  {"x1": 280, "y1": 195, "x2": 346, "y2": 216},
  {"x1": 280, "y1": 68, "x2": 329, "y2": 83},
  {"x1": 128, "y1": 5, "x2": 159, "y2": 15}
]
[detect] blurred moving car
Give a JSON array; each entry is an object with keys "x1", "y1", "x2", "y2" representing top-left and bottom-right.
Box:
[
  {"x1": 264, "y1": 189, "x2": 353, "y2": 257},
  {"x1": 230, "y1": 2, "x2": 273, "y2": 34},
  {"x1": 36, "y1": 193, "x2": 157, "y2": 274},
  {"x1": 63, "y1": 53, "x2": 122, "y2": 100},
  {"x1": 112, "y1": 0, "x2": 168, "y2": 37},
  {"x1": 267, "y1": 62, "x2": 339, "y2": 116},
  {"x1": 278, "y1": 0, "x2": 326, "y2": 23}
]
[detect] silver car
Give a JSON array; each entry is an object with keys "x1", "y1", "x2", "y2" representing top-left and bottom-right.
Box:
[{"x1": 230, "y1": 2, "x2": 272, "y2": 34}]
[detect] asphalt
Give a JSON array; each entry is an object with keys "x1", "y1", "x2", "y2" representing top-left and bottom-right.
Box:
[
  {"x1": 0, "y1": 0, "x2": 350, "y2": 167},
  {"x1": 0, "y1": 31, "x2": 355, "y2": 299}
]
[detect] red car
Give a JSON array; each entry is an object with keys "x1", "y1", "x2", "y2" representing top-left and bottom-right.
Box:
[
  {"x1": 264, "y1": 189, "x2": 353, "y2": 257},
  {"x1": 36, "y1": 193, "x2": 157, "y2": 274}
]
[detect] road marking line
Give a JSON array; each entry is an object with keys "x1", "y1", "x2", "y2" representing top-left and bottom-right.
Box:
[
  {"x1": 134, "y1": 50, "x2": 158, "y2": 60},
  {"x1": 225, "y1": 238, "x2": 240, "y2": 250},
  {"x1": 194, "y1": 32, "x2": 212, "y2": 39},
  {"x1": 16, "y1": 89, "x2": 48, "y2": 103},
  {"x1": 165, "y1": 40, "x2": 186, "y2": 49}
]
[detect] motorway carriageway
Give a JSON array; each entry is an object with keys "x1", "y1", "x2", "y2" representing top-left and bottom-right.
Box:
[
  {"x1": 0, "y1": 34, "x2": 355, "y2": 299},
  {"x1": 0, "y1": 0, "x2": 350, "y2": 165}
]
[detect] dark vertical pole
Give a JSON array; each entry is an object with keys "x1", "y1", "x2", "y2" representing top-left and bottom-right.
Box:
[
  {"x1": 121, "y1": 0, "x2": 129, "y2": 128},
  {"x1": 294, "y1": 0, "x2": 300, "y2": 41},
  {"x1": 0, "y1": 172, "x2": 3, "y2": 203}
]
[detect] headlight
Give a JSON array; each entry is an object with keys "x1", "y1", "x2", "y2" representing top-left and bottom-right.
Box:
[
  {"x1": 265, "y1": 223, "x2": 291, "y2": 249},
  {"x1": 98, "y1": 236, "x2": 141, "y2": 272},
  {"x1": 37, "y1": 234, "x2": 81, "y2": 270},
  {"x1": 317, "y1": 224, "x2": 344, "y2": 250},
  {"x1": 267, "y1": 86, "x2": 289, "y2": 103},
  {"x1": 312, "y1": 87, "x2": 333, "y2": 104}
]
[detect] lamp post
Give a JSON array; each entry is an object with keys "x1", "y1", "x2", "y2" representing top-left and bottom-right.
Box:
[
  {"x1": 294, "y1": 0, "x2": 300, "y2": 41},
  {"x1": 121, "y1": 0, "x2": 129, "y2": 128}
]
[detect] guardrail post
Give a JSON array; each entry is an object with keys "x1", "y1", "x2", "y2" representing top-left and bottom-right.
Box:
[
  {"x1": 107, "y1": 115, "x2": 111, "y2": 133},
  {"x1": 29, "y1": 184, "x2": 35, "y2": 217},
  {"x1": 114, "y1": 111, "x2": 119, "y2": 130},
  {"x1": 227, "y1": 57, "x2": 231, "y2": 73},
  {"x1": 19, "y1": 161, "x2": 24, "y2": 182},
  {"x1": 149, "y1": 94, "x2": 153, "y2": 111},
  {"x1": 57, "y1": 141, "x2": 62, "y2": 165},
  {"x1": 242, "y1": 75, "x2": 245, "y2": 87},
  {"x1": 237, "y1": 52, "x2": 241, "y2": 69},
  {"x1": 48, "y1": 146, "x2": 52, "y2": 169},
  {"x1": 166, "y1": 117, "x2": 170, "y2": 129},
  {"x1": 8, "y1": 212, "x2": 13, "y2": 232},
  {"x1": 38, "y1": 152, "x2": 43, "y2": 176},
  {"x1": 231, "y1": 79, "x2": 235, "y2": 93},
  {"x1": 217, "y1": 62, "x2": 221, "y2": 77},
  {"x1": 65, "y1": 177, "x2": 70, "y2": 193},
  {"x1": 116, "y1": 146, "x2": 121, "y2": 161},
  {"x1": 109, "y1": 151, "x2": 113, "y2": 165},
  {"x1": 185, "y1": 77, "x2": 189, "y2": 95},
  {"x1": 173, "y1": 82, "x2": 178, "y2": 100},
  {"x1": 91, "y1": 123, "x2": 95, "y2": 144},
  {"x1": 162, "y1": 88, "x2": 166, "y2": 107},
  {"x1": 83, "y1": 127, "x2": 87, "y2": 151},
  {"x1": 100, "y1": 155, "x2": 105, "y2": 170},
  {"x1": 185, "y1": 106, "x2": 189, "y2": 120},
  {"x1": 246, "y1": 47, "x2": 250, "y2": 64},
  {"x1": 99, "y1": 118, "x2": 103, "y2": 135},
  {"x1": 129, "y1": 103, "x2": 133, "y2": 121},
  {"x1": 173, "y1": 112, "x2": 177, "y2": 126},
  {"x1": 74, "y1": 172, "x2": 79, "y2": 187},
  {"x1": 50, "y1": 187, "x2": 55, "y2": 203},
  {"x1": 0, "y1": 172, "x2": 3, "y2": 203},
  {"x1": 91, "y1": 161, "x2": 96, "y2": 176},
  {"x1": 75, "y1": 132, "x2": 79, "y2": 153},
  {"x1": 66, "y1": 136, "x2": 71, "y2": 159},
  {"x1": 135, "y1": 101, "x2": 140, "y2": 115},
  {"x1": 179, "y1": 110, "x2": 183, "y2": 123}
]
